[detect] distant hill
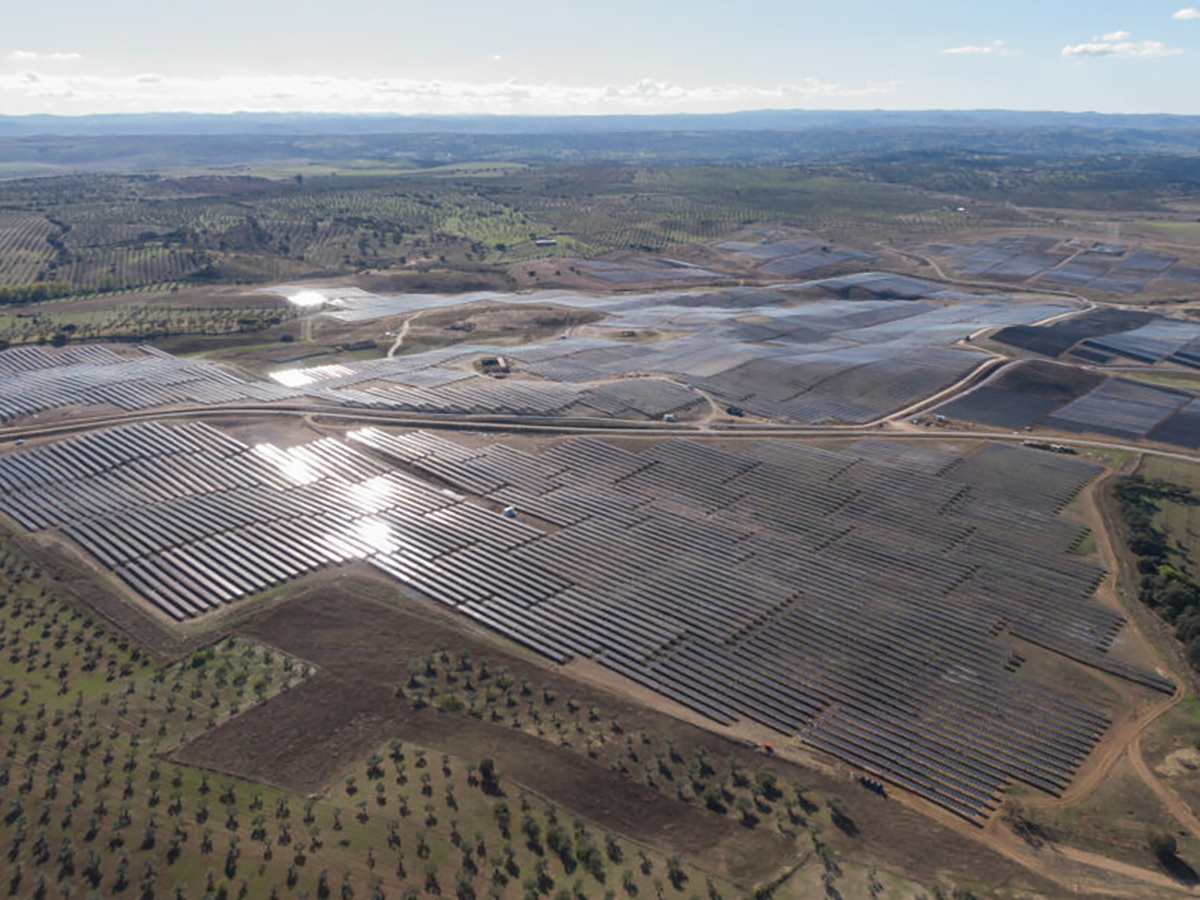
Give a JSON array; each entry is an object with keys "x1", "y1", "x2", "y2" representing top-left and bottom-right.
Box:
[
  {"x1": 1, "y1": 110, "x2": 1199, "y2": 174},
  {"x1": 3, "y1": 108, "x2": 1200, "y2": 137}
]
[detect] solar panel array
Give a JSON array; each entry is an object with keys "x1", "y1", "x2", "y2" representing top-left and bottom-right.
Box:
[
  {"x1": 0, "y1": 278, "x2": 1076, "y2": 430},
  {"x1": 991, "y1": 309, "x2": 1158, "y2": 360},
  {"x1": 362, "y1": 431, "x2": 1170, "y2": 822},
  {"x1": 265, "y1": 290, "x2": 1068, "y2": 425},
  {"x1": 716, "y1": 237, "x2": 875, "y2": 277},
  {"x1": 0, "y1": 423, "x2": 545, "y2": 621},
  {"x1": 272, "y1": 276, "x2": 1047, "y2": 327},
  {"x1": 932, "y1": 236, "x2": 1195, "y2": 294},
  {"x1": 580, "y1": 258, "x2": 723, "y2": 284},
  {"x1": 938, "y1": 361, "x2": 1200, "y2": 449},
  {"x1": 991, "y1": 307, "x2": 1200, "y2": 371},
  {"x1": 1083, "y1": 318, "x2": 1200, "y2": 369},
  {"x1": 0, "y1": 344, "x2": 301, "y2": 423},
  {"x1": 931, "y1": 236, "x2": 1070, "y2": 282},
  {"x1": 363, "y1": 431, "x2": 1171, "y2": 809},
  {"x1": 1, "y1": 423, "x2": 1167, "y2": 822}
]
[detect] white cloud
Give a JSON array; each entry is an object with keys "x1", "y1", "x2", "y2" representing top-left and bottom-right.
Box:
[
  {"x1": 489, "y1": 54, "x2": 503, "y2": 62},
  {"x1": 1174, "y1": 8, "x2": 1200, "y2": 20},
  {"x1": 8, "y1": 50, "x2": 82, "y2": 62},
  {"x1": 0, "y1": 70, "x2": 904, "y2": 115},
  {"x1": 939, "y1": 39, "x2": 1015, "y2": 56},
  {"x1": 1062, "y1": 31, "x2": 1183, "y2": 58}
]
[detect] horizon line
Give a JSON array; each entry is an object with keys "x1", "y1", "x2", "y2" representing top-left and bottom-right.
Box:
[{"x1": 3, "y1": 107, "x2": 1200, "y2": 120}]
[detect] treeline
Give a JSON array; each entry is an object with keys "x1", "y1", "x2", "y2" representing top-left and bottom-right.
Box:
[
  {"x1": 0, "y1": 281, "x2": 74, "y2": 304},
  {"x1": 1113, "y1": 476, "x2": 1200, "y2": 665}
]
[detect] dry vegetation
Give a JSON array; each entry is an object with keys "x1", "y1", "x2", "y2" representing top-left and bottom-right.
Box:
[{"x1": 0, "y1": 166, "x2": 1026, "y2": 308}]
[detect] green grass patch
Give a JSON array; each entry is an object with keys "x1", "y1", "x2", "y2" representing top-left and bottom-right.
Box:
[
  {"x1": 1104, "y1": 368, "x2": 1200, "y2": 392},
  {"x1": 1071, "y1": 531, "x2": 1098, "y2": 557},
  {"x1": 1082, "y1": 447, "x2": 1132, "y2": 470},
  {"x1": 1141, "y1": 458, "x2": 1200, "y2": 581},
  {"x1": 1133, "y1": 220, "x2": 1200, "y2": 247}
]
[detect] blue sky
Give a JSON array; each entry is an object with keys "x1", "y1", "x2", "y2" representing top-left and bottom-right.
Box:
[{"x1": 2, "y1": 1, "x2": 1198, "y2": 115}]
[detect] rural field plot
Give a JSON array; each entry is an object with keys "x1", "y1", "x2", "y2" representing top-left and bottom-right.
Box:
[
  {"x1": 931, "y1": 235, "x2": 1190, "y2": 294},
  {"x1": 938, "y1": 359, "x2": 1200, "y2": 446},
  {"x1": 0, "y1": 342, "x2": 301, "y2": 422},
  {"x1": 0, "y1": 209, "x2": 58, "y2": 285},
  {"x1": 0, "y1": 422, "x2": 1171, "y2": 825},
  {"x1": 0, "y1": 164, "x2": 964, "y2": 302}
]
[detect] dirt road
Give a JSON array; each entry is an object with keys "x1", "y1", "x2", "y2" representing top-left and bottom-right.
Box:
[
  {"x1": 386, "y1": 312, "x2": 418, "y2": 358},
  {"x1": 1130, "y1": 729, "x2": 1200, "y2": 841}
]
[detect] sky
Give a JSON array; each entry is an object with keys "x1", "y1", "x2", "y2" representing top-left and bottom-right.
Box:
[{"x1": 2, "y1": 1, "x2": 1199, "y2": 117}]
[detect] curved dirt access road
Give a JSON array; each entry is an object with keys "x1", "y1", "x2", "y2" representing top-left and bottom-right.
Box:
[
  {"x1": 1023, "y1": 471, "x2": 1186, "y2": 810},
  {"x1": 1055, "y1": 844, "x2": 1197, "y2": 897},
  {"x1": 1067, "y1": 462, "x2": 1200, "y2": 843},
  {"x1": 1036, "y1": 680, "x2": 1185, "y2": 811},
  {"x1": 884, "y1": 354, "x2": 1012, "y2": 425},
  {"x1": 974, "y1": 468, "x2": 1199, "y2": 896},
  {"x1": 386, "y1": 311, "x2": 422, "y2": 358},
  {"x1": 1130, "y1": 727, "x2": 1200, "y2": 841},
  {"x1": 969, "y1": 817, "x2": 1199, "y2": 898}
]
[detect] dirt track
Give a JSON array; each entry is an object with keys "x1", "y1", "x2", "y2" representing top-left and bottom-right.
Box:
[
  {"x1": 1130, "y1": 730, "x2": 1200, "y2": 842},
  {"x1": 386, "y1": 310, "x2": 420, "y2": 358},
  {"x1": 1036, "y1": 472, "x2": 1182, "y2": 810}
]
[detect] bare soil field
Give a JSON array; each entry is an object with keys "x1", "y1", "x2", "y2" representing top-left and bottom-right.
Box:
[{"x1": 399, "y1": 303, "x2": 603, "y2": 356}]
